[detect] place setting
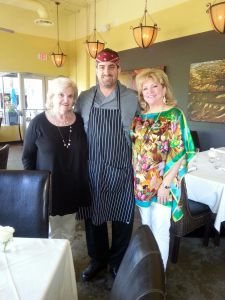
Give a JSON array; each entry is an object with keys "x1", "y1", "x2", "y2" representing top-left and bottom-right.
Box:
[
  {"x1": 208, "y1": 147, "x2": 225, "y2": 172},
  {"x1": 187, "y1": 148, "x2": 200, "y2": 173}
]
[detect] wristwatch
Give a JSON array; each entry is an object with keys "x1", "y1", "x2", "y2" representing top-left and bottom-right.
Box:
[{"x1": 162, "y1": 184, "x2": 170, "y2": 189}]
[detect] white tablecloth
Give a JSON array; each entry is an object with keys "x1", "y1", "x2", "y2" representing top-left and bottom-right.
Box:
[
  {"x1": 0, "y1": 238, "x2": 78, "y2": 300},
  {"x1": 185, "y1": 148, "x2": 225, "y2": 232}
]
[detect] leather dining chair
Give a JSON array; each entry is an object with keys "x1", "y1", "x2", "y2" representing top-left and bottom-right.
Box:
[
  {"x1": 214, "y1": 221, "x2": 225, "y2": 246},
  {"x1": 109, "y1": 225, "x2": 166, "y2": 300},
  {"x1": 0, "y1": 170, "x2": 51, "y2": 238},
  {"x1": 0, "y1": 144, "x2": 10, "y2": 169},
  {"x1": 190, "y1": 130, "x2": 201, "y2": 151},
  {"x1": 170, "y1": 178, "x2": 212, "y2": 263}
]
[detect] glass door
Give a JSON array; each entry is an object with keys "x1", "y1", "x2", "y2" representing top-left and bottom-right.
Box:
[
  {"x1": 0, "y1": 73, "x2": 19, "y2": 126},
  {"x1": 20, "y1": 74, "x2": 47, "y2": 132},
  {"x1": 0, "y1": 72, "x2": 54, "y2": 142}
]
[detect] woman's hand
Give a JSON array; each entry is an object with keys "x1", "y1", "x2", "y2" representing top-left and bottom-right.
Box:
[
  {"x1": 157, "y1": 185, "x2": 170, "y2": 204},
  {"x1": 157, "y1": 156, "x2": 185, "y2": 204}
]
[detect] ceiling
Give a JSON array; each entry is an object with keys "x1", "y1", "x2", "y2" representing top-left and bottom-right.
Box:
[
  {"x1": 39, "y1": 0, "x2": 91, "y2": 14},
  {"x1": 0, "y1": 0, "x2": 211, "y2": 41},
  {"x1": 39, "y1": 0, "x2": 191, "y2": 14},
  {"x1": 0, "y1": 0, "x2": 191, "y2": 30}
]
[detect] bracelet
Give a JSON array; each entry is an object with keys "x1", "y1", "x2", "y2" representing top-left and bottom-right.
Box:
[{"x1": 162, "y1": 184, "x2": 170, "y2": 189}]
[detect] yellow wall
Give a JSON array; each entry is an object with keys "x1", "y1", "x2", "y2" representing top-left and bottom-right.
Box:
[
  {"x1": 74, "y1": 0, "x2": 212, "y2": 88},
  {"x1": 0, "y1": 0, "x2": 213, "y2": 88},
  {"x1": 0, "y1": 31, "x2": 72, "y2": 76},
  {"x1": 0, "y1": 125, "x2": 23, "y2": 142},
  {"x1": 0, "y1": 0, "x2": 215, "y2": 142}
]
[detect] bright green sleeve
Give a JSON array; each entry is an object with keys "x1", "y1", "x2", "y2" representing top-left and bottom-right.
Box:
[{"x1": 164, "y1": 108, "x2": 196, "y2": 221}]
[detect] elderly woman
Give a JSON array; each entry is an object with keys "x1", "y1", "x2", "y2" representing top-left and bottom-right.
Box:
[
  {"x1": 130, "y1": 68, "x2": 195, "y2": 269},
  {"x1": 22, "y1": 77, "x2": 90, "y2": 244}
]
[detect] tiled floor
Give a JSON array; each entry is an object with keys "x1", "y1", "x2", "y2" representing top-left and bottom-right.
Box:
[{"x1": 6, "y1": 143, "x2": 225, "y2": 300}]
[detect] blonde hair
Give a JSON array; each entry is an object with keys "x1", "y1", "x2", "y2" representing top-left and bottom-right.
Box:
[
  {"x1": 46, "y1": 77, "x2": 78, "y2": 110},
  {"x1": 135, "y1": 68, "x2": 177, "y2": 113}
]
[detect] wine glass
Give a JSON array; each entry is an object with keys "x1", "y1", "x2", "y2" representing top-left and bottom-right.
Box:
[
  {"x1": 215, "y1": 152, "x2": 225, "y2": 171},
  {"x1": 208, "y1": 148, "x2": 216, "y2": 163},
  {"x1": 192, "y1": 147, "x2": 200, "y2": 169}
]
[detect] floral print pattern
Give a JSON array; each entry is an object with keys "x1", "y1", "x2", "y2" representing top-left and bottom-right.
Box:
[{"x1": 130, "y1": 107, "x2": 195, "y2": 221}]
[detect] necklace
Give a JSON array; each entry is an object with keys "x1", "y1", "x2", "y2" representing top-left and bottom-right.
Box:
[
  {"x1": 50, "y1": 111, "x2": 73, "y2": 126},
  {"x1": 57, "y1": 125, "x2": 72, "y2": 148}
]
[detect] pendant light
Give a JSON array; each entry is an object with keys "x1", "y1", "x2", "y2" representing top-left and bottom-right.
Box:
[
  {"x1": 51, "y1": 1, "x2": 66, "y2": 67},
  {"x1": 86, "y1": 0, "x2": 105, "y2": 59},
  {"x1": 131, "y1": 0, "x2": 159, "y2": 48},
  {"x1": 207, "y1": 1, "x2": 225, "y2": 34}
]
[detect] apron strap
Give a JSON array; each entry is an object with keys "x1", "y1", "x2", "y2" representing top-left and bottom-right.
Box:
[
  {"x1": 90, "y1": 88, "x2": 98, "y2": 110},
  {"x1": 116, "y1": 83, "x2": 121, "y2": 111}
]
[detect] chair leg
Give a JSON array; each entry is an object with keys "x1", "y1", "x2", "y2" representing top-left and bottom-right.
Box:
[
  {"x1": 214, "y1": 230, "x2": 220, "y2": 246},
  {"x1": 170, "y1": 236, "x2": 180, "y2": 264},
  {"x1": 203, "y1": 221, "x2": 211, "y2": 247},
  {"x1": 214, "y1": 221, "x2": 225, "y2": 246}
]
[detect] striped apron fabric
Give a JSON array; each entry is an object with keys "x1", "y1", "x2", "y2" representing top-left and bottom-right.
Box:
[{"x1": 78, "y1": 87, "x2": 134, "y2": 225}]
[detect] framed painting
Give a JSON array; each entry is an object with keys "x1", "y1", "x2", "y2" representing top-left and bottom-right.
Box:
[
  {"x1": 119, "y1": 66, "x2": 165, "y2": 91},
  {"x1": 187, "y1": 59, "x2": 225, "y2": 123}
]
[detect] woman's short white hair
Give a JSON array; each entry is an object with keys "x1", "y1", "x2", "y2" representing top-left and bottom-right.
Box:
[{"x1": 46, "y1": 77, "x2": 78, "y2": 110}]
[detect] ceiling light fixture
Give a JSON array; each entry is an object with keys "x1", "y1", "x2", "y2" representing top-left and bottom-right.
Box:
[
  {"x1": 131, "y1": 0, "x2": 159, "y2": 48},
  {"x1": 51, "y1": 1, "x2": 66, "y2": 67},
  {"x1": 207, "y1": 1, "x2": 225, "y2": 34},
  {"x1": 86, "y1": 0, "x2": 105, "y2": 59},
  {"x1": 34, "y1": 18, "x2": 53, "y2": 26}
]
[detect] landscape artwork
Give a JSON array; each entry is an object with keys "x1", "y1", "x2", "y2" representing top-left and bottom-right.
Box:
[{"x1": 188, "y1": 59, "x2": 225, "y2": 123}]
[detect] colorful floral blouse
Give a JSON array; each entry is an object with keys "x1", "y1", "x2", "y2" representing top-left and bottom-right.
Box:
[{"x1": 130, "y1": 107, "x2": 195, "y2": 222}]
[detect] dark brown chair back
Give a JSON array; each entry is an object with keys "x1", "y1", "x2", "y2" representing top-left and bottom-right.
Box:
[
  {"x1": 0, "y1": 144, "x2": 10, "y2": 169},
  {"x1": 0, "y1": 170, "x2": 51, "y2": 238},
  {"x1": 109, "y1": 225, "x2": 165, "y2": 300},
  {"x1": 190, "y1": 130, "x2": 201, "y2": 150},
  {"x1": 170, "y1": 178, "x2": 212, "y2": 263}
]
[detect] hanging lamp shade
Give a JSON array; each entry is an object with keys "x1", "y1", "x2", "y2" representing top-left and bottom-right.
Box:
[
  {"x1": 86, "y1": 30, "x2": 105, "y2": 59},
  {"x1": 51, "y1": 43, "x2": 66, "y2": 67},
  {"x1": 51, "y1": 2, "x2": 66, "y2": 67},
  {"x1": 85, "y1": 0, "x2": 105, "y2": 59},
  {"x1": 207, "y1": 2, "x2": 225, "y2": 34},
  {"x1": 132, "y1": 0, "x2": 159, "y2": 48},
  {"x1": 133, "y1": 24, "x2": 158, "y2": 48}
]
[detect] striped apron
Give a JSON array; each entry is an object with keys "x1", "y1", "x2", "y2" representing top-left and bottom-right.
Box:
[{"x1": 79, "y1": 87, "x2": 134, "y2": 225}]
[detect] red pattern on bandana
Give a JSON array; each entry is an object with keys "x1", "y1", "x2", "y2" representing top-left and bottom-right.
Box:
[{"x1": 96, "y1": 51, "x2": 120, "y2": 65}]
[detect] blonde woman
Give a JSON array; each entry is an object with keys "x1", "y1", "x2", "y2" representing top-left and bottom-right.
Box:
[
  {"x1": 130, "y1": 69, "x2": 195, "y2": 269},
  {"x1": 22, "y1": 77, "x2": 91, "y2": 244}
]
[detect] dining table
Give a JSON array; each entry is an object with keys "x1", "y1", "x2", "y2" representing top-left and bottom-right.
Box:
[
  {"x1": 0, "y1": 238, "x2": 78, "y2": 300},
  {"x1": 185, "y1": 147, "x2": 225, "y2": 232}
]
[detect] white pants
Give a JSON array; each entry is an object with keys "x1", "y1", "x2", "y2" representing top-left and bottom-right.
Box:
[
  {"x1": 138, "y1": 203, "x2": 171, "y2": 270},
  {"x1": 49, "y1": 213, "x2": 76, "y2": 245}
]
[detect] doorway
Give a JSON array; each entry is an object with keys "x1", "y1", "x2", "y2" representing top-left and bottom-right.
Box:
[{"x1": 0, "y1": 73, "x2": 52, "y2": 142}]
